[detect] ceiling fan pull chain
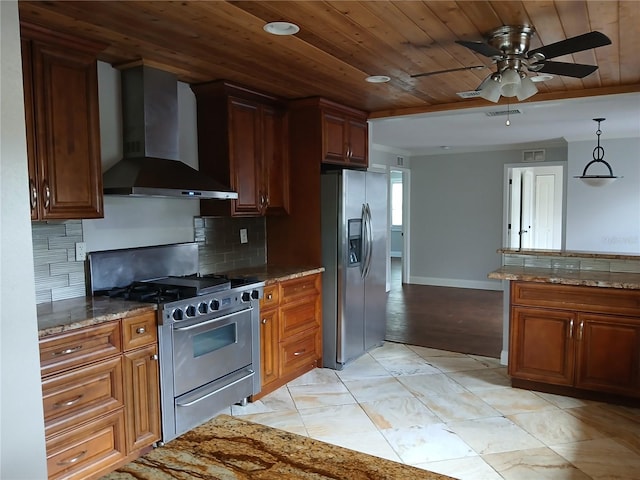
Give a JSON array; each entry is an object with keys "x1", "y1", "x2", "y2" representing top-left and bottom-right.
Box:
[{"x1": 506, "y1": 98, "x2": 511, "y2": 126}]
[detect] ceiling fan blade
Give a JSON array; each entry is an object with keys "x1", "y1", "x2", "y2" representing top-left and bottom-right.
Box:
[
  {"x1": 411, "y1": 65, "x2": 486, "y2": 78},
  {"x1": 528, "y1": 31, "x2": 611, "y2": 60},
  {"x1": 536, "y1": 61, "x2": 599, "y2": 78},
  {"x1": 456, "y1": 40, "x2": 503, "y2": 57}
]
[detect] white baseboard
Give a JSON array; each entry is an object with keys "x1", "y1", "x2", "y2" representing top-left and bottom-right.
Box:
[
  {"x1": 408, "y1": 276, "x2": 503, "y2": 291},
  {"x1": 500, "y1": 349, "x2": 509, "y2": 366}
]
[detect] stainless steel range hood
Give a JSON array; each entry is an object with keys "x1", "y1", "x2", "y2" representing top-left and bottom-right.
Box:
[{"x1": 103, "y1": 65, "x2": 237, "y2": 200}]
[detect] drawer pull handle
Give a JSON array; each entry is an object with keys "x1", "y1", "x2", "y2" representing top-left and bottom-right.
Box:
[
  {"x1": 57, "y1": 450, "x2": 86, "y2": 466},
  {"x1": 54, "y1": 395, "x2": 83, "y2": 408},
  {"x1": 262, "y1": 318, "x2": 267, "y2": 324},
  {"x1": 136, "y1": 327, "x2": 146, "y2": 334},
  {"x1": 51, "y1": 346, "x2": 82, "y2": 357},
  {"x1": 293, "y1": 349, "x2": 306, "y2": 356},
  {"x1": 151, "y1": 354, "x2": 159, "y2": 361},
  {"x1": 267, "y1": 293, "x2": 273, "y2": 300},
  {"x1": 579, "y1": 320, "x2": 584, "y2": 341}
]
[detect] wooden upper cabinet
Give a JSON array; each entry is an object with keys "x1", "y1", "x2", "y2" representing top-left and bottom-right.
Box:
[
  {"x1": 321, "y1": 108, "x2": 368, "y2": 167},
  {"x1": 21, "y1": 23, "x2": 104, "y2": 220},
  {"x1": 191, "y1": 81, "x2": 289, "y2": 217},
  {"x1": 288, "y1": 97, "x2": 368, "y2": 169}
]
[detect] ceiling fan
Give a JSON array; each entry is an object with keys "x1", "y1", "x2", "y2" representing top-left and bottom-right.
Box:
[{"x1": 411, "y1": 26, "x2": 612, "y2": 102}]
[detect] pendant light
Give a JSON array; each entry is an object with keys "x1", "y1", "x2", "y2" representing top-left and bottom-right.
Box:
[{"x1": 575, "y1": 118, "x2": 621, "y2": 186}]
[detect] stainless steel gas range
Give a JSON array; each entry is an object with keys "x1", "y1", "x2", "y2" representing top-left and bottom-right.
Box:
[{"x1": 89, "y1": 243, "x2": 263, "y2": 443}]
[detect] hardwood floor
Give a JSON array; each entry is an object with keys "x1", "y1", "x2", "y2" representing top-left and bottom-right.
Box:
[{"x1": 385, "y1": 258, "x2": 503, "y2": 358}]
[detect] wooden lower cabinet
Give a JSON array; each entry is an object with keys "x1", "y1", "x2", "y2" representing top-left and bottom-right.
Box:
[
  {"x1": 509, "y1": 281, "x2": 640, "y2": 399},
  {"x1": 40, "y1": 311, "x2": 160, "y2": 479},
  {"x1": 256, "y1": 274, "x2": 322, "y2": 399}
]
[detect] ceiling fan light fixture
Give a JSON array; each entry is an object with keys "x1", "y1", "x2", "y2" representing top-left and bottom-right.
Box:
[
  {"x1": 365, "y1": 75, "x2": 391, "y2": 83},
  {"x1": 516, "y1": 76, "x2": 538, "y2": 101},
  {"x1": 574, "y1": 118, "x2": 621, "y2": 187},
  {"x1": 478, "y1": 74, "x2": 502, "y2": 102},
  {"x1": 263, "y1": 21, "x2": 300, "y2": 36}
]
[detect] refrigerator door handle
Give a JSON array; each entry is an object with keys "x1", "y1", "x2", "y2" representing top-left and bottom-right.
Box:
[
  {"x1": 363, "y1": 203, "x2": 374, "y2": 278},
  {"x1": 361, "y1": 203, "x2": 368, "y2": 278}
]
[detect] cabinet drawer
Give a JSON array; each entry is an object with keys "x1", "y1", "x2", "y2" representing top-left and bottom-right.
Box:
[
  {"x1": 280, "y1": 329, "x2": 320, "y2": 376},
  {"x1": 42, "y1": 356, "x2": 124, "y2": 438},
  {"x1": 261, "y1": 284, "x2": 279, "y2": 309},
  {"x1": 279, "y1": 275, "x2": 320, "y2": 304},
  {"x1": 40, "y1": 321, "x2": 121, "y2": 378},
  {"x1": 46, "y1": 409, "x2": 126, "y2": 480},
  {"x1": 122, "y1": 312, "x2": 157, "y2": 351},
  {"x1": 512, "y1": 281, "x2": 640, "y2": 316},
  {"x1": 280, "y1": 298, "x2": 320, "y2": 340}
]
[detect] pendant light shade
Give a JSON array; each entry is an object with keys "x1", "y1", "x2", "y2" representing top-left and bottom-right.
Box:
[{"x1": 574, "y1": 118, "x2": 621, "y2": 187}]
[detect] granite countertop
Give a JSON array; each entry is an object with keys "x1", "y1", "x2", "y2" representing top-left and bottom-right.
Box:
[
  {"x1": 37, "y1": 296, "x2": 157, "y2": 338},
  {"x1": 101, "y1": 414, "x2": 454, "y2": 480},
  {"x1": 498, "y1": 248, "x2": 640, "y2": 261},
  {"x1": 488, "y1": 265, "x2": 640, "y2": 289},
  {"x1": 220, "y1": 265, "x2": 325, "y2": 285}
]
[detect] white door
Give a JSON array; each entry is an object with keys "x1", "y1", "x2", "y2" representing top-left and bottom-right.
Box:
[{"x1": 507, "y1": 165, "x2": 563, "y2": 250}]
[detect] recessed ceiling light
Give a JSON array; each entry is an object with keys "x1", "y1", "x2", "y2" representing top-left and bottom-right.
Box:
[
  {"x1": 366, "y1": 75, "x2": 391, "y2": 83},
  {"x1": 263, "y1": 21, "x2": 300, "y2": 36},
  {"x1": 531, "y1": 74, "x2": 554, "y2": 83}
]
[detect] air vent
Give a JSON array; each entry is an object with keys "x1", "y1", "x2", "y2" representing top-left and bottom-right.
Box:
[
  {"x1": 485, "y1": 109, "x2": 523, "y2": 117},
  {"x1": 457, "y1": 90, "x2": 482, "y2": 98},
  {"x1": 522, "y1": 149, "x2": 545, "y2": 162}
]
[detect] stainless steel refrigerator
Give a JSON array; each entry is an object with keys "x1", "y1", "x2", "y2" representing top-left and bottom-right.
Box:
[{"x1": 321, "y1": 169, "x2": 388, "y2": 370}]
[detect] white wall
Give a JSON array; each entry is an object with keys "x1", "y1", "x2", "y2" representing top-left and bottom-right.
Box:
[
  {"x1": 0, "y1": 2, "x2": 48, "y2": 477},
  {"x1": 566, "y1": 137, "x2": 640, "y2": 253},
  {"x1": 82, "y1": 62, "x2": 199, "y2": 252},
  {"x1": 409, "y1": 146, "x2": 567, "y2": 289}
]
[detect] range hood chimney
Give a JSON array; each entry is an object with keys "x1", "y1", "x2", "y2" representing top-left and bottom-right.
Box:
[{"x1": 103, "y1": 65, "x2": 237, "y2": 199}]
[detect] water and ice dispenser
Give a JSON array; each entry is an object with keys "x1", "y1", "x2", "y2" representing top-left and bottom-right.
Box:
[{"x1": 348, "y1": 218, "x2": 362, "y2": 266}]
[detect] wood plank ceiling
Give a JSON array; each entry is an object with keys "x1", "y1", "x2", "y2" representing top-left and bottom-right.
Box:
[{"x1": 17, "y1": 1, "x2": 640, "y2": 118}]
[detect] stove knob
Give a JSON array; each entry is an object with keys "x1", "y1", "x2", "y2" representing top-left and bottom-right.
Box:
[
  {"x1": 210, "y1": 299, "x2": 220, "y2": 311},
  {"x1": 198, "y1": 302, "x2": 208, "y2": 314},
  {"x1": 251, "y1": 290, "x2": 260, "y2": 300},
  {"x1": 241, "y1": 291, "x2": 251, "y2": 303},
  {"x1": 185, "y1": 305, "x2": 196, "y2": 317},
  {"x1": 172, "y1": 308, "x2": 184, "y2": 321}
]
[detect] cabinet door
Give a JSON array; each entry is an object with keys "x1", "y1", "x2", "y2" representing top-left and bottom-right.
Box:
[
  {"x1": 260, "y1": 308, "x2": 280, "y2": 388},
  {"x1": 30, "y1": 40, "x2": 103, "y2": 219},
  {"x1": 123, "y1": 344, "x2": 161, "y2": 452},
  {"x1": 262, "y1": 105, "x2": 289, "y2": 215},
  {"x1": 575, "y1": 314, "x2": 640, "y2": 397},
  {"x1": 228, "y1": 98, "x2": 262, "y2": 216},
  {"x1": 509, "y1": 306, "x2": 575, "y2": 386},
  {"x1": 347, "y1": 118, "x2": 368, "y2": 166},
  {"x1": 21, "y1": 39, "x2": 39, "y2": 220},
  {"x1": 322, "y1": 112, "x2": 347, "y2": 164}
]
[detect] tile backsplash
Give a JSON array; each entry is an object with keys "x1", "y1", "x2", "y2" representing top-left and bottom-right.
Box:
[
  {"x1": 195, "y1": 216, "x2": 267, "y2": 275},
  {"x1": 32, "y1": 216, "x2": 268, "y2": 304},
  {"x1": 32, "y1": 220, "x2": 87, "y2": 304}
]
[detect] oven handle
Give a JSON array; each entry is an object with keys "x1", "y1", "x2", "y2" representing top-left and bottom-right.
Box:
[
  {"x1": 172, "y1": 307, "x2": 251, "y2": 332},
  {"x1": 176, "y1": 370, "x2": 254, "y2": 407}
]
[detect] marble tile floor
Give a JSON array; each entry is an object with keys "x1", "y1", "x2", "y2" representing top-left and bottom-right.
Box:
[{"x1": 225, "y1": 342, "x2": 640, "y2": 480}]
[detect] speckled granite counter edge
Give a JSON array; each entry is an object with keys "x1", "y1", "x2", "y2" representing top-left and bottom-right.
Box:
[
  {"x1": 101, "y1": 414, "x2": 455, "y2": 480},
  {"x1": 221, "y1": 266, "x2": 325, "y2": 285},
  {"x1": 498, "y1": 248, "x2": 640, "y2": 261},
  {"x1": 37, "y1": 297, "x2": 157, "y2": 338},
  {"x1": 489, "y1": 266, "x2": 640, "y2": 289}
]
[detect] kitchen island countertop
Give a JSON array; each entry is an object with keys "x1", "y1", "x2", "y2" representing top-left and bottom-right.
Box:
[
  {"x1": 101, "y1": 414, "x2": 454, "y2": 480},
  {"x1": 488, "y1": 265, "x2": 640, "y2": 289}
]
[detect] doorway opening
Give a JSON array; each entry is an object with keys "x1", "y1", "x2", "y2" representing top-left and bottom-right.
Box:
[
  {"x1": 504, "y1": 163, "x2": 565, "y2": 250},
  {"x1": 388, "y1": 167, "x2": 410, "y2": 289}
]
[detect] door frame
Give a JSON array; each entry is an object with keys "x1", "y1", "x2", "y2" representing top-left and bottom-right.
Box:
[
  {"x1": 502, "y1": 161, "x2": 567, "y2": 250},
  {"x1": 387, "y1": 166, "x2": 411, "y2": 290}
]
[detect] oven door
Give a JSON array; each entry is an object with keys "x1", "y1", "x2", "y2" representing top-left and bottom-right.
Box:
[{"x1": 172, "y1": 306, "x2": 253, "y2": 397}]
